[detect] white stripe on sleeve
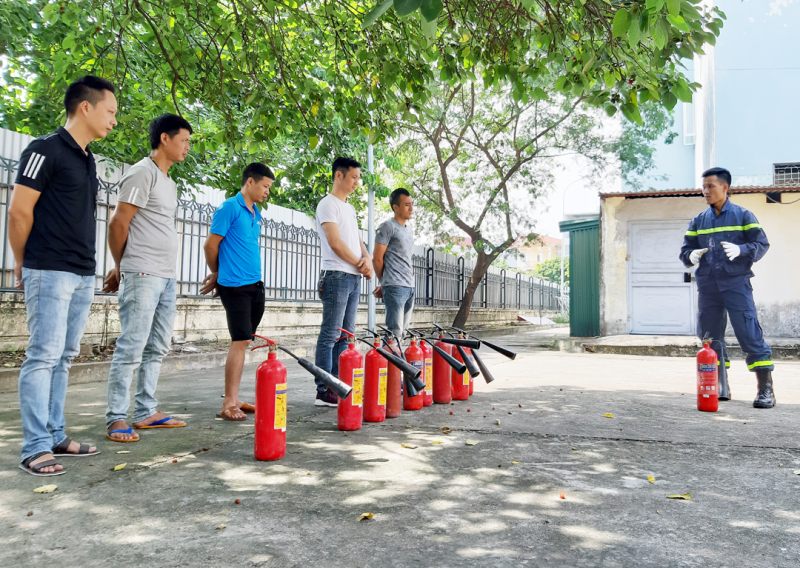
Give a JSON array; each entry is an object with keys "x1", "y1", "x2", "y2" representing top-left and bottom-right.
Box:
[
  {"x1": 30, "y1": 154, "x2": 46, "y2": 179},
  {"x1": 129, "y1": 186, "x2": 140, "y2": 205},
  {"x1": 23, "y1": 153, "x2": 41, "y2": 178}
]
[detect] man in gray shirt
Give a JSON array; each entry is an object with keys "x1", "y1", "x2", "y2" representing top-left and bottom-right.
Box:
[
  {"x1": 102, "y1": 114, "x2": 192, "y2": 442},
  {"x1": 373, "y1": 188, "x2": 415, "y2": 340}
]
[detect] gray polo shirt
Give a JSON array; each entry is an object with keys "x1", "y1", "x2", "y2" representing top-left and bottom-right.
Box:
[
  {"x1": 117, "y1": 157, "x2": 179, "y2": 279},
  {"x1": 375, "y1": 218, "x2": 415, "y2": 288}
]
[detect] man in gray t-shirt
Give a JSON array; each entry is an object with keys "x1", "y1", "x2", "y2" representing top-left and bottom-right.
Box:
[
  {"x1": 103, "y1": 114, "x2": 192, "y2": 442},
  {"x1": 374, "y1": 188, "x2": 415, "y2": 340}
]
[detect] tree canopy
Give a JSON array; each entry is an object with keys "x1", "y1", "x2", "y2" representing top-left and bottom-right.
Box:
[{"x1": 1, "y1": 0, "x2": 723, "y2": 208}]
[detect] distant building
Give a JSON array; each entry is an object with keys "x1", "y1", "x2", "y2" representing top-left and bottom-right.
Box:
[
  {"x1": 515, "y1": 235, "x2": 562, "y2": 271},
  {"x1": 626, "y1": 0, "x2": 800, "y2": 190}
]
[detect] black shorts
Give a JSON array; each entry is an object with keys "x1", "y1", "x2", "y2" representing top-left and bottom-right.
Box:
[{"x1": 217, "y1": 281, "x2": 265, "y2": 341}]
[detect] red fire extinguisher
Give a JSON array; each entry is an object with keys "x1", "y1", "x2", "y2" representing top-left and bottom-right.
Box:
[
  {"x1": 418, "y1": 335, "x2": 434, "y2": 406},
  {"x1": 363, "y1": 335, "x2": 388, "y2": 423},
  {"x1": 697, "y1": 335, "x2": 719, "y2": 412},
  {"x1": 451, "y1": 334, "x2": 470, "y2": 401},
  {"x1": 384, "y1": 335, "x2": 403, "y2": 418},
  {"x1": 253, "y1": 339, "x2": 288, "y2": 461},
  {"x1": 403, "y1": 336, "x2": 425, "y2": 410},
  {"x1": 336, "y1": 329, "x2": 364, "y2": 431},
  {"x1": 433, "y1": 331, "x2": 453, "y2": 404}
]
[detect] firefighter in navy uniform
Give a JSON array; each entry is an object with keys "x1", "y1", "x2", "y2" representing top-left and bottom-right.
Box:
[{"x1": 679, "y1": 167, "x2": 775, "y2": 408}]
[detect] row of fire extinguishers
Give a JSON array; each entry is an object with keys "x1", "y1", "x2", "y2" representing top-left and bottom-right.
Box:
[{"x1": 250, "y1": 324, "x2": 517, "y2": 461}]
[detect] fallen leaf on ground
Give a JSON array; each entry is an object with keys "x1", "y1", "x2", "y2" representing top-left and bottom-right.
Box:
[
  {"x1": 215, "y1": 417, "x2": 224, "y2": 421},
  {"x1": 116, "y1": 450, "x2": 130, "y2": 454},
  {"x1": 465, "y1": 440, "x2": 479, "y2": 446},
  {"x1": 401, "y1": 443, "x2": 418, "y2": 449},
  {"x1": 667, "y1": 493, "x2": 691, "y2": 500},
  {"x1": 33, "y1": 485, "x2": 57, "y2": 494},
  {"x1": 358, "y1": 512, "x2": 374, "y2": 521},
  {"x1": 431, "y1": 441, "x2": 444, "y2": 445},
  {"x1": 602, "y1": 413, "x2": 614, "y2": 418},
  {"x1": 495, "y1": 419, "x2": 501, "y2": 425},
  {"x1": 571, "y1": 447, "x2": 577, "y2": 451},
  {"x1": 113, "y1": 463, "x2": 127, "y2": 471},
  {"x1": 647, "y1": 476, "x2": 655, "y2": 484},
  {"x1": 440, "y1": 427, "x2": 452, "y2": 434},
  {"x1": 559, "y1": 493, "x2": 566, "y2": 499},
  {"x1": 215, "y1": 524, "x2": 226, "y2": 530},
  {"x1": 512, "y1": 461, "x2": 519, "y2": 465},
  {"x1": 793, "y1": 470, "x2": 800, "y2": 475}
]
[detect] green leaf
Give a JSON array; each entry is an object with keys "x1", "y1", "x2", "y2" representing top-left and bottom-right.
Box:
[
  {"x1": 420, "y1": 11, "x2": 437, "y2": 39},
  {"x1": 605, "y1": 105, "x2": 617, "y2": 117},
  {"x1": 531, "y1": 87, "x2": 548, "y2": 100},
  {"x1": 309, "y1": 136, "x2": 319, "y2": 150},
  {"x1": 663, "y1": 92, "x2": 678, "y2": 110},
  {"x1": 555, "y1": 76, "x2": 567, "y2": 91},
  {"x1": 668, "y1": 14, "x2": 690, "y2": 32},
  {"x1": 672, "y1": 80, "x2": 693, "y2": 103},
  {"x1": 628, "y1": 17, "x2": 641, "y2": 47},
  {"x1": 394, "y1": 0, "x2": 422, "y2": 17},
  {"x1": 62, "y1": 36, "x2": 75, "y2": 50},
  {"x1": 666, "y1": 0, "x2": 680, "y2": 17},
  {"x1": 363, "y1": 0, "x2": 393, "y2": 27},
  {"x1": 654, "y1": 19, "x2": 669, "y2": 50},
  {"x1": 612, "y1": 9, "x2": 630, "y2": 38},
  {"x1": 604, "y1": 72, "x2": 616, "y2": 88},
  {"x1": 420, "y1": 0, "x2": 442, "y2": 22},
  {"x1": 621, "y1": 103, "x2": 643, "y2": 125}
]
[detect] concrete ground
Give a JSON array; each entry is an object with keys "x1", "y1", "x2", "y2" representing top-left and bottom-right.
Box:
[{"x1": 1, "y1": 327, "x2": 799, "y2": 567}]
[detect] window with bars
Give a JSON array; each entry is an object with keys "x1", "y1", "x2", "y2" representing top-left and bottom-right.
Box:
[{"x1": 773, "y1": 163, "x2": 800, "y2": 186}]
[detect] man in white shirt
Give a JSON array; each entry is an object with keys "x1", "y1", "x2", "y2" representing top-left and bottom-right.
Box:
[{"x1": 314, "y1": 157, "x2": 373, "y2": 406}]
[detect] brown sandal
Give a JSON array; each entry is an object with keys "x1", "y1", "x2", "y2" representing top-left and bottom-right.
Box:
[
  {"x1": 216, "y1": 407, "x2": 247, "y2": 421},
  {"x1": 239, "y1": 402, "x2": 255, "y2": 413}
]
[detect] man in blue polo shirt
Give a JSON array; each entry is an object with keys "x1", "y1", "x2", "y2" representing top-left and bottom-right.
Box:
[{"x1": 201, "y1": 162, "x2": 273, "y2": 421}]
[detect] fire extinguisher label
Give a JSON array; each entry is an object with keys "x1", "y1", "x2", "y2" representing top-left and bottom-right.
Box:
[
  {"x1": 352, "y1": 368, "x2": 364, "y2": 407},
  {"x1": 378, "y1": 368, "x2": 387, "y2": 405},
  {"x1": 463, "y1": 369, "x2": 470, "y2": 386},
  {"x1": 274, "y1": 383, "x2": 287, "y2": 431},
  {"x1": 425, "y1": 358, "x2": 433, "y2": 393},
  {"x1": 698, "y1": 364, "x2": 716, "y2": 373}
]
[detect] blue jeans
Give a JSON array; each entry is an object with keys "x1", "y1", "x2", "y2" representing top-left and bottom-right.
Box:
[
  {"x1": 383, "y1": 285, "x2": 415, "y2": 341},
  {"x1": 106, "y1": 273, "x2": 177, "y2": 426},
  {"x1": 18, "y1": 268, "x2": 95, "y2": 462},
  {"x1": 314, "y1": 270, "x2": 361, "y2": 390}
]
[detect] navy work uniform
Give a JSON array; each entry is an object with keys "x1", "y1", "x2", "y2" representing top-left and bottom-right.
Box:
[{"x1": 679, "y1": 198, "x2": 773, "y2": 398}]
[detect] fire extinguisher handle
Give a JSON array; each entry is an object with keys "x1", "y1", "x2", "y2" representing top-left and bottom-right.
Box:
[{"x1": 336, "y1": 328, "x2": 355, "y2": 338}]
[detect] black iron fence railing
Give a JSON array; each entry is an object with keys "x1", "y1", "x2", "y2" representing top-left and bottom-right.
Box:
[{"x1": 0, "y1": 155, "x2": 565, "y2": 310}]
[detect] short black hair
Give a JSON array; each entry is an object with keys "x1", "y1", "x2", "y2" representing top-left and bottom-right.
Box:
[
  {"x1": 242, "y1": 162, "x2": 275, "y2": 187},
  {"x1": 389, "y1": 187, "x2": 411, "y2": 211},
  {"x1": 64, "y1": 75, "x2": 116, "y2": 116},
  {"x1": 149, "y1": 114, "x2": 194, "y2": 150},
  {"x1": 702, "y1": 167, "x2": 732, "y2": 187},
  {"x1": 332, "y1": 157, "x2": 361, "y2": 180}
]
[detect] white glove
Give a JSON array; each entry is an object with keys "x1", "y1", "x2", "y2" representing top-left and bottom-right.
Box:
[
  {"x1": 689, "y1": 248, "x2": 708, "y2": 265},
  {"x1": 721, "y1": 241, "x2": 740, "y2": 261}
]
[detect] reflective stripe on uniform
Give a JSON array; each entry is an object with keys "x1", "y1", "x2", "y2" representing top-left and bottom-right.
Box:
[
  {"x1": 694, "y1": 224, "x2": 762, "y2": 235},
  {"x1": 716, "y1": 361, "x2": 731, "y2": 367},
  {"x1": 747, "y1": 360, "x2": 773, "y2": 370}
]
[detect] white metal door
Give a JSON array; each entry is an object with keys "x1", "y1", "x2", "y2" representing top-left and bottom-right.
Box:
[{"x1": 628, "y1": 220, "x2": 696, "y2": 335}]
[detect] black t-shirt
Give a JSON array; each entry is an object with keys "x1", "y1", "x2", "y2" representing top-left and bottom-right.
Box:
[{"x1": 15, "y1": 127, "x2": 98, "y2": 275}]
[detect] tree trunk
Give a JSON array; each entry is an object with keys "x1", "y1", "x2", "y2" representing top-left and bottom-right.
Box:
[{"x1": 452, "y1": 253, "x2": 489, "y2": 329}]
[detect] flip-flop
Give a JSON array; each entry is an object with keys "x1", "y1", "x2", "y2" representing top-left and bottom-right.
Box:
[
  {"x1": 239, "y1": 402, "x2": 256, "y2": 413},
  {"x1": 134, "y1": 416, "x2": 186, "y2": 429},
  {"x1": 52, "y1": 437, "x2": 101, "y2": 457},
  {"x1": 19, "y1": 452, "x2": 66, "y2": 477},
  {"x1": 107, "y1": 427, "x2": 140, "y2": 443},
  {"x1": 216, "y1": 408, "x2": 247, "y2": 422}
]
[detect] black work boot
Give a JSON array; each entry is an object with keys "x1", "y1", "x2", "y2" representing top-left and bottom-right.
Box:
[
  {"x1": 718, "y1": 368, "x2": 731, "y2": 401},
  {"x1": 753, "y1": 369, "x2": 776, "y2": 408}
]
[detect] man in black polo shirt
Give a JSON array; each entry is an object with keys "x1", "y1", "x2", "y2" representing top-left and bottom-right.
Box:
[{"x1": 9, "y1": 76, "x2": 118, "y2": 476}]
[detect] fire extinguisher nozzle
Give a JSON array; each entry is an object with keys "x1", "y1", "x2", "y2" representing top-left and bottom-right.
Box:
[
  {"x1": 471, "y1": 350, "x2": 496, "y2": 384},
  {"x1": 296, "y1": 357, "x2": 353, "y2": 400}
]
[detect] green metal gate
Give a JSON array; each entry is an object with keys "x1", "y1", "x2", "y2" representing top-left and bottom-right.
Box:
[{"x1": 559, "y1": 217, "x2": 600, "y2": 337}]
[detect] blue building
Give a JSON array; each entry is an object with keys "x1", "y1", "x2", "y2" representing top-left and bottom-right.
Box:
[{"x1": 628, "y1": 0, "x2": 800, "y2": 190}]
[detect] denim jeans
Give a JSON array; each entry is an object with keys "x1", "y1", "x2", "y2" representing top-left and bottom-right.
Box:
[
  {"x1": 18, "y1": 268, "x2": 95, "y2": 462},
  {"x1": 106, "y1": 273, "x2": 177, "y2": 426},
  {"x1": 314, "y1": 271, "x2": 360, "y2": 390},
  {"x1": 383, "y1": 285, "x2": 415, "y2": 341}
]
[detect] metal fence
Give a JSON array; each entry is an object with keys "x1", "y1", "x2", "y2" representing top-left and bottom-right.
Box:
[{"x1": 0, "y1": 153, "x2": 564, "y2": 311}]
